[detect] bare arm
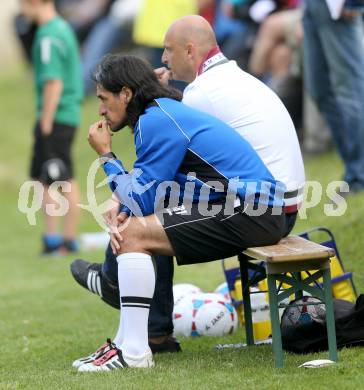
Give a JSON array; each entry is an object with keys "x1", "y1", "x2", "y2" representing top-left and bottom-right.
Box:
[{"x1": 41, "y1": 79, "x2": 63, "y2": 135}]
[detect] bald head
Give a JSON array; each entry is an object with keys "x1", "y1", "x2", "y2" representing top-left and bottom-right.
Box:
[
  {"x1": 166, "y1": 15, "x2": 217, "y2": 57},
  {"x1": 162, "y1": 15, "x2": 218, "y2": 82}
]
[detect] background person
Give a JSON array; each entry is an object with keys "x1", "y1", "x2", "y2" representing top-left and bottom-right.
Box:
[
  {"x1": 20, "y1": 0, "x2": 83, "y2": 254},
  {"x1": 132, "y1": 0, "x2": 197, "y2": 68},
  {"x1": 81, "y1": 0, "x2": 142, "y2": 95},
  {"x1": 303, "y1": 0, "x2": 364, "y2": 194},
  {"x1": 248, "y1": 5, "x2": 303, "y2": 129}
]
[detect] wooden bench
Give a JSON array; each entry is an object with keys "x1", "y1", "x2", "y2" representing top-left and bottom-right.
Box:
[{"x1": 238, "y1": 235, "x2": 338, "y2": 368}]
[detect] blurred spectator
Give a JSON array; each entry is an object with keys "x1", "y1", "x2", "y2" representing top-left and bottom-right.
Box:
[
  {"x1": 248, "y1": 6, "x2": 302, "y2": 79},
  {"x1": 303, "y1": 0, "x2": 364, "y2": 192},
  {"x1": 219, "y1": 1, "x2": 299, "y2": 69},
  {"x1": 133, "y1": 0, "x2": 198, "y2": 68},
  {"x1": 204, "y1": 0, "x2": 247, "y2": 59},
  {"x1": 218, "y1": 0, "x2": 266, "y2": 67},
  {"x1": 303, "y1": 92, "x2": 332, "y2": 155},
  {"x1": 82, "y1": 0, "x2": 142, "y2": 94},
  {"x1": 56, "y1": 0, "x2": 113, "y2": 42},
  {"x1": 132, "y1": 0, "x2": 198, "y2": 91},
  {"x1": 20, "y1": 0, "x2": 83, "y2": 254},
  {"x1": 248, "y1": 4, "x2": 303, "y2": 129}
]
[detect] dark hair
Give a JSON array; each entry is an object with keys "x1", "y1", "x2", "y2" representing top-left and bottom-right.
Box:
[{"x1": 93, "y1": 54, "x2": 182, "y2": 127}]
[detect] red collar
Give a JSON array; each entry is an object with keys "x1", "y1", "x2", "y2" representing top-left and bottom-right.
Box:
[{"x1": 197, "y1": 46, "x2": 223, "y2": 75}]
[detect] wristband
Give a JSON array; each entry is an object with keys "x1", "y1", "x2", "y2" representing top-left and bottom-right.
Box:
[{"x1": 99, "y1": 152, "x2": 117, "y2": 164}]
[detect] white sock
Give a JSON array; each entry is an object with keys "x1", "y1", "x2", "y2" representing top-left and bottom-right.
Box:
[
  {"x1": 113, "y1": 325, "x2": 123, "y2": 347},
  {"x1": 115, "y1": 252, "x2": 155, "y2": 357}
]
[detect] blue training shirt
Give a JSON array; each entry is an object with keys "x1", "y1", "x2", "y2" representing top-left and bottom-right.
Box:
[{"x1": 103, "y1": 98, "x2": 285, "y2": 216}]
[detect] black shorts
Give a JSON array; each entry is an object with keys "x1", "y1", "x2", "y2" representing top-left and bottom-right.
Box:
[
  {"x1": 159, "y1": 202, "x2": 286, "y2": 266},
  {"x1": 30, "y1": 122, "x2": 76, "y2": 182}
]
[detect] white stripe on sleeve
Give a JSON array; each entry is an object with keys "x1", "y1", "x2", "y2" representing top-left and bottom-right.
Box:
[{"x1": 41, "y1": 37, "x2": 51, "y2": 64}]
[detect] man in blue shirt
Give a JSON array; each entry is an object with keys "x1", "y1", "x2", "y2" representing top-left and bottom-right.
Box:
[
  {"x1": 77, "y1": 54, "x2": 286, "y2": 371},
  {"x1": 72, "y1": 15, "x2": 304, "y2": 365}
]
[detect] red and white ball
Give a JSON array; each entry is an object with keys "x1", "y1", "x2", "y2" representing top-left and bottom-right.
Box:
[
  {"x1": 214, "y1": 282, "x2": 231, "y2": 302},
  {"x1": 173, "y1": 292, "x2": 238, "y2": 337},
  {"x1": 173, "y1": 283, "x2": 202, "y2": 306}
]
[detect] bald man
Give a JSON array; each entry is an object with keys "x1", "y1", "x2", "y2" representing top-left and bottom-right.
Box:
[{"x1": 157, "y1": 15, "x2": 305, "y2": 227}]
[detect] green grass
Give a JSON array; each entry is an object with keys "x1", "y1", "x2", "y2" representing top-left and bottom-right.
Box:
[{"x1": 1, "y1": 65, "x2": 364, "y2": 389}]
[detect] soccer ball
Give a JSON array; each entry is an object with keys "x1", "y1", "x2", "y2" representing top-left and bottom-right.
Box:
[
  {"x1": 173, "y1": 283, "x2": 201, "y2": 306},
  {"x1": 192, "y1": 293, "x2": 238, "y2": 336},
  {"x1": 280, "y1": 296, "x2": 326, "y2": 328},
  {"x1": 214, "y1": 282, "x2": 231, "y2": 302},
  {"x1": 173, "y1": 294, "x2": 196, "y2": 337},
  {"x1": 173, "y1": 292, "x2": 238, "y2": 337}
]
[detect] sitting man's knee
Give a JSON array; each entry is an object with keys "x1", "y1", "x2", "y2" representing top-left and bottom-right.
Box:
[{"x1": 118, "y1": 216, "x2": 148, "y2": 254}]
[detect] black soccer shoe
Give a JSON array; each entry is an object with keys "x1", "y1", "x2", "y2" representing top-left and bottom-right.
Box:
[
  {"x1": 71, "y1": 259, "x2": 182, "y2": 354},
  {"x1": 149, "y1": 336, "x2": 182, "y2": 354},
  {"x1": 70, "y1": 259, "x2": 120, "y2": 309}
]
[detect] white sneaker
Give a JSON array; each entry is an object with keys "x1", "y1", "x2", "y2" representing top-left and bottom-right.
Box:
[
  {"x1": 72, "y1": 339, "x2": 113, "y2": 369},
  {"x1": 78, "y1": 346, "x2": 154, "y2": 372}
]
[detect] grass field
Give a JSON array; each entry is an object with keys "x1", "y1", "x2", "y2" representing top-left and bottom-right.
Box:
[{"x1": 1, "y1": 65, "x2": 364, "y2": 390}]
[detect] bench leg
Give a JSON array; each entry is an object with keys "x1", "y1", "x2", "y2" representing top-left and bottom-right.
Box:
[
  {"x1": 239, "y1": 255, "x2": 254, "y2": 346},
  {"x1": 322, "y1": 268, "x2": 338, "y2": 362},
  {"x1": 267, "y1": 274, "x2": 284, "y2": 368}
]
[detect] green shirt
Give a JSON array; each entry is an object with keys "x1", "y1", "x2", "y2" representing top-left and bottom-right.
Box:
[{"x1": 32, "y1": 16, "x2": 83, "y2": 126}]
